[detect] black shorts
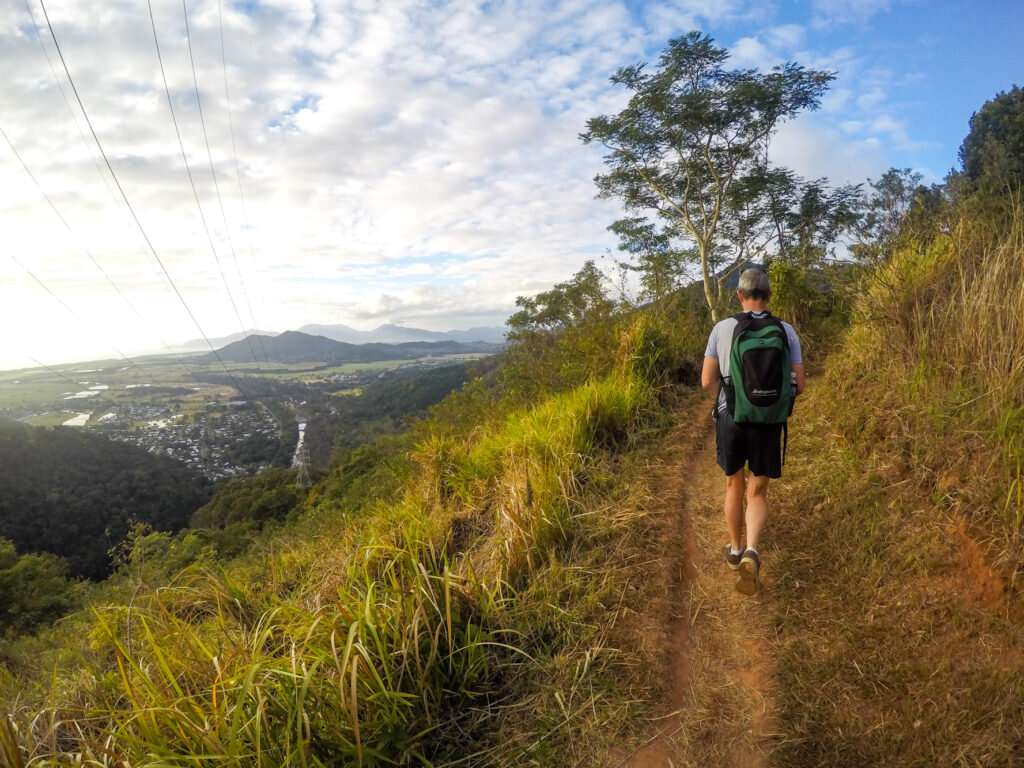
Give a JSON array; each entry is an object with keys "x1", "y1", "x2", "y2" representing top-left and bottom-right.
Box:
[{"x1": 715, "y1": 408, "x2": 783, "y2": 478}]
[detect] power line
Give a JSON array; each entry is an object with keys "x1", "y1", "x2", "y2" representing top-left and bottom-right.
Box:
[
  {"x1": 16, "y1": 5, "x2": 232, "y2": 389},
  {"x1": 182, "y1": 0, "x2": 270, "y2": 365},
  {"x1": 6, "y1": 252, "x2": 148, "y2": 376},
  {"x1": 0, "y1": 121, "x2": 179, "y2": 359},
  {"x1": 24, "y1": 0, "x2": 205, "y2": 351},
  {"x1": 217, "y1": 0, "x2": 272, "y2": 361},
  {"x1": 35, "y1": 0, "x2": 253, "y2": 401},
  {"x1": 21, "y1": 0, "x2": 188, "y2": 358},
  {"x1": 22, "y1": 0, "x2": 124, "y2": 228},
  {"x1": 146, "y1": 0, "x2": 261, "y2": 368}
]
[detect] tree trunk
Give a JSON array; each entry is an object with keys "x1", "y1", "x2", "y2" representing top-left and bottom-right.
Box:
[{"x1": 698, "y1": 241, "x2": 722, "y2": 322}]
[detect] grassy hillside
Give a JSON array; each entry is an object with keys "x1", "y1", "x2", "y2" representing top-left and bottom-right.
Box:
[
  {"x1": 834, "y1": 206, "x2": 1024, "y2": 567},
  {"x1": 761, "y1": 206, "x2": 1024, "y2": 765},
  {"x1": 0, "y1": 308, "x2": 706, "y2": 766}
]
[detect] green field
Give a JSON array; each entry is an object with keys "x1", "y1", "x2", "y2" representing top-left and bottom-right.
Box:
[
  {"x1": 0, "y1": 358, "x2": 234, "y2": 413},
  {"x1": 0, "y1": 378, "x2": 75, "y2": 408},
  {"x1": 0, "y1": 352, "x2": 483, "y2": 417},
  {"x1": 247, "y1": 359, "x2": 409, "y2": 381},
  {"x1": 20, "y1": 411, "x2": 81, "y2": 427}
]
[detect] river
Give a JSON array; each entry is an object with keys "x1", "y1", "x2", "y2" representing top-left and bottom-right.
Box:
[{"x1": 291, "y1": 422, "x2": 307, "y2": 468}]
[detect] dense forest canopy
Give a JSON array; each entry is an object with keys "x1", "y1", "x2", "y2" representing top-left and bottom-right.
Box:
[{"x1": 0, "y1": 418, "x2": 210, "y2": 579}]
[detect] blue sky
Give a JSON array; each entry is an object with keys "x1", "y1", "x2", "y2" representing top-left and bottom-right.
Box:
[
  {"x1": 763, "y1": 0, "x2": 1023, "y2": 180},
  {"x1": 0, "y1": 0, "x2": 1020, "y2": 369}
]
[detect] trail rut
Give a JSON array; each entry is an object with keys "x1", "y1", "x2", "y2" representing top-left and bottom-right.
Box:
[{"x1": 624, "y1": 405, "x2": 779, "y2": 767}]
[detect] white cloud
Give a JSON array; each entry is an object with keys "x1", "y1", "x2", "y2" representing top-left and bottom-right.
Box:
[
  {"x1": 729, "y1": 23, "x2": 806, "y2": 70},
  {"x1": 731, "y1": 36, "x2": 779, "y2": 69},
  {"x1": 0, "y1": 0, "x2": 942, "y2": 370},
  {"x1": 1, "y1": 0, "x2": 660, "y2": 369},
  {"x1": 857, "y1": 87, "x2": 887, "y2": 110},
  {"x1": 771, "y1": 116, "x2": 889, "y2": 186},
  {"x1": 821, "y1": 87, "x2": 852, "y2": 113},
  {"x1": 810, "y1": 0, "x2": 902, "y2": 26},
  {"x1": 766, "y1": 23, "x2": 805, "y2": 49},
  {"x1": 670, "y1": 0, "x2": 748, "y2": 22}
]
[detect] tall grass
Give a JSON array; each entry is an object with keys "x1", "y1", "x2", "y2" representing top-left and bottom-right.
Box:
[
  {"x1": 0, "y1": 314, "x2": 681, "y2": 767},
  {"x1": 767, "y1": 389, "x2": 1024, "y2": 767},
  {"x1": 833, "y1": 203, "x2": 1024, "y2": 562},
  {"x1": 731, "y1": 204, "x2": 1024, "y2": 766}
]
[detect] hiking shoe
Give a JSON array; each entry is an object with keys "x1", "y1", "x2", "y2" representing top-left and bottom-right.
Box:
[
  {"x1": 723, "y1": 544, "x2": 745, "y2": 570},
  {"x1": 736, "y1": 549, "x2": 760, "y2": 596}
]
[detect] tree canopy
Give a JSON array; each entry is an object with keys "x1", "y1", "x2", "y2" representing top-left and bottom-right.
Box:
[
  {"x1": 0, "y1": 537, "x2": 79, "y2": 636},
  {"x1": 581, "y1": 32, "x2": 839, "y2": 319},
  {"x1": 0, "y1": 418, "x2": 210, "y2": 579},
  {"x1": 853, "y1": 168, "x2": 947, "y2": 261},
  {"x1": 959, "y1": 85, "x2": 1024, "y2": 194}
]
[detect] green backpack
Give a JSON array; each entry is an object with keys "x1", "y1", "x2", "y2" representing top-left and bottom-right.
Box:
[{"x1": 723, "y1": 311, "x2": 793, "y2": 425}]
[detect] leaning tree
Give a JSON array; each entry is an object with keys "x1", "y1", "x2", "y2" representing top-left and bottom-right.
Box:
[{"x1": 581, "y1": 32, "x2": 837, "y2": 320}]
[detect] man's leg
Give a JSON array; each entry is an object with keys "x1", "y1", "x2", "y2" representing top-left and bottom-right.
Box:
[
  {"x1": 744, "y1": 474, "x2": 770, "y2": 551},
  {"x1": 724, "y1": 469, "x2": 745, "y2": 551}
]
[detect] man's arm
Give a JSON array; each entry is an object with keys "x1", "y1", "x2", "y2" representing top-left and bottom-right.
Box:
[
  {"x1": 791, "y1": 362, "x2": 806, "y2": 395},
  {"x1": 701, "y1": 356, "x2": 720, "y2": 392},
  {"x1": 783, "y1": 323, "x2": 805, "y2": 395}
]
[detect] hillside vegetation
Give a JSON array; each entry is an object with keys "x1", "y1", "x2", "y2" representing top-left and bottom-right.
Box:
[
  {"x1": 0, "y1": 419, "x2": 211, "y2": 581},
  {"x1": 0, "y1": 294, "x2": 707, "y2": 765},
  {"x1": 755, "y1": 205, "x2": 1024, "y2": 767},
  {"x1": 838, "y1": 205, "x2": 1024, "y2": 561}
]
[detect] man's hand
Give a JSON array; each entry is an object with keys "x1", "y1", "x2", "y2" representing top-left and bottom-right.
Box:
[{"x1": 791, "y1": 362, "x2": 806, "y2": 395}]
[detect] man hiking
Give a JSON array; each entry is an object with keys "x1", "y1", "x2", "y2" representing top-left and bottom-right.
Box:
[{"x1": 701, "y1": 268, "x2": 805, "y2": 595}]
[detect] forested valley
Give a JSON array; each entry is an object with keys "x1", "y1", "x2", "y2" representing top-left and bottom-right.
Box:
[
  {"x1": 0, "y1": 353, "x2": 480, "y2": 638},
  {"x1": 0, "y1": 418, "x2": 210, "y2": 577}
]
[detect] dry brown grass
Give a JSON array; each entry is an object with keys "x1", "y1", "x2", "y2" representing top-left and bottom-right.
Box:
[
  {"x1": 765, "y1": 380, "x2": 1024, "y2": 767},
  {"x1": 846, "y1": 205, "x2": 1024, "y2": 574}
]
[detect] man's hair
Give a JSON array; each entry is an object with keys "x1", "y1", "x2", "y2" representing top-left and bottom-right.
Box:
[{"x1": 737, "y1": 268, "x2": 771, "y2": 300}]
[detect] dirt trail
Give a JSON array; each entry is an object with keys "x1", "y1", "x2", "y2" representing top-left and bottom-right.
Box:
[{"x1": 625, "y1": 407, "x2": 779, "y2": 767}]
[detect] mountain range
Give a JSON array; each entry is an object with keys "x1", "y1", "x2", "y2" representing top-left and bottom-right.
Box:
[
  {"x1": 296, "y1": 323, "x2": 507, "y2": 345},
  {"x1": 176, "y1": 323, "x2": 506, "y2": 351},
  {"x1": 198, "y1": 330, "x2": 503, "y2": 365}
]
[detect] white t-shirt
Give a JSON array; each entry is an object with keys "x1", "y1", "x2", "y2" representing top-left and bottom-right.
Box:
[{"x1": 704, "y1": 311, "x2": 802, "y2": 412}]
